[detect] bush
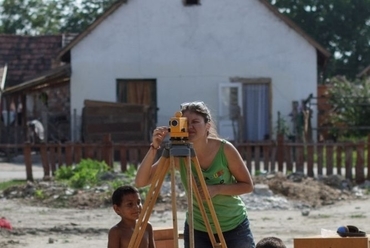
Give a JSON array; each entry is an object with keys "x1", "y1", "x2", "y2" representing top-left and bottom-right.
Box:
[{"x1": 55, "y1": 159, "x2": 110, "y2": 189}]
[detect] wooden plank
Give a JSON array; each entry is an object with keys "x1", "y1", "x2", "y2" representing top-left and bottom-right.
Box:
[
  {"x1": 86, "y1": 133, "x2": 146, "y2": 143},
  {"x1": 306, "y1": 144, "x2": 314, "y2": 177},
  {"x1": 356, "y1": 141, "x2": 365, "y2": 183},
  {"x1": 246, "y1": 146, "x2": 252, "y2": 172},
  {"x1": 120, "y1": 146, "x2": 127, "y2": 172},
  {"x1": 82, "y1": 101, "x2": 150, "y2": 143},
  {"x1": 254, "y1": 146, "x2": 261, "y2": 172},
  {"x1": 40, "y1": 143, "x2": 50, "y2": 177},
  {"x1": 326, "y1": 144, "x2": 333, "y2": 175},
  {"x1": 65, "y1": 142, "x2": 73, "y2": 166},
  {"x1": 85, "y1": 123, "x2": 143, "y2": 133},
  {"x1": 345, "y1": 143, "x2": 353, "y2": 180},
  {"x1": 49, "y1": 145, "x2": 57, "y2": 175},
  {"x1": 263, "y1": 145, "x2": 270, "y2": 172},
  {"x1": 276, "y1": 134, "x2": 284, "y2": 171},
  {"x1": 285, "y1": 145, "x2": 293, "y2": 173},
  {"x1": 317, "y1": 145, "x2": 323, "y2": 175},
  {"x1": 294, "y1": 236, "x2": 369, "y2": 248},
  {"x1": 336, "y1": 145, "x2": 343, "y2": 175},
  {"x1": 367, "y1": 135, "x2": 370, "y2": 180},
  {"x1": 296, "y1": 144, "x2": 304, "y2": 173},
  {"x1": 84, "y1": 107, "x2": 146, "y2": 116},
  {"x1": 74, "y1": 143, "x2": 82, "y2": 164},
  {"x1": 84, "y1": 99, "x2": 149, "y2": 109},
  {"x1": 24, "y1": 142, "x2": 33, "y2": 181}
]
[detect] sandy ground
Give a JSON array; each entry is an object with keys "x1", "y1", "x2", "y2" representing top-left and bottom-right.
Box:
[
  {"x1": 0, "y1": 195, "x2": 370, "y2": 248},
  {"x1": 1, "y1": 161, "x2": 370, "y2": 248}
]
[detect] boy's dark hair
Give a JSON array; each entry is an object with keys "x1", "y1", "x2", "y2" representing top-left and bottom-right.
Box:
[
  {"x1": 256, "y1": 237, "x2": 286, "y2": 248},
  {"x1": 111, "y1": 185, "x2": 139, "y2": 206}
]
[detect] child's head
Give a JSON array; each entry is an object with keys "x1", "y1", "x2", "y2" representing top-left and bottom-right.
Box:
[
  {"x1": 112, "y1": 185, "x2": 142, "y2": 220},
  {"x1": 256, "y1": 237, "x2": 286, "y2": 248}
]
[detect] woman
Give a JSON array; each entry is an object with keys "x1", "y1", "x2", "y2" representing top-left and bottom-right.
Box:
[{"x1": 135, "y1": 101, "x2": 255, "y2": 248}]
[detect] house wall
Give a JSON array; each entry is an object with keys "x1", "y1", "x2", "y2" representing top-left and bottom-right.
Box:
[{"x1": 70, "y1": 0, "x2": 317, "y2": 141}]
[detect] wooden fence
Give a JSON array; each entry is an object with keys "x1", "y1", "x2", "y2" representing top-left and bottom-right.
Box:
[{"x1": 1, "y1": 134, "x2": 370, "y2": 184}]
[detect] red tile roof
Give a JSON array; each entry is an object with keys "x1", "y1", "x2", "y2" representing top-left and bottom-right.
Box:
[{"x1": 0, "y1": 34, "x2": 65, "y2": 88}]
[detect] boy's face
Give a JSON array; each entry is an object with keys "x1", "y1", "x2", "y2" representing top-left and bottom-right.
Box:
[{"x1": 113, "y1": 193, "x2": 142, "y2": 221}]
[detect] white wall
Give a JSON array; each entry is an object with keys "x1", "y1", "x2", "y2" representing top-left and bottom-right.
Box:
[{"x1": 70, "y1": 0, "x2": 318, "y2": 141}]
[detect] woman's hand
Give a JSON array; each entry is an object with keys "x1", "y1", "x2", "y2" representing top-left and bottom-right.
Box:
[
  {"x1": 207, "y1": 185, "x2": 219, "y2": 198},
  {"x1": 152, "y1": 126, "x2": 168, "y2": 148}
]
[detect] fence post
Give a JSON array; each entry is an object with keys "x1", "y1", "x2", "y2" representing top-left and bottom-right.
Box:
[
  {"x1": 367, "y1": 134, "x2": 370, "y2": 181},
  {"x1": 326, "y1": 144, "x2": 333, "y2": 175},
  {"x1": 49, "y1": 143, "x2": 57, "y2": 175},
  {"x1": 40, "y1": 143, "x2": 50, "y2": 178},
  {"x1": 74, "y1": 142, "x2": 82, "y2": 164},
  {"x1": 306, "y1": 144, "x2": 314, "y2": 177},
  {"x1": 120, "y1": 145, "x2": 127, "y2": 172},
  {"x1": 102, "y1": 134, "x2": 113, "y2": 169},
  {"x1": 276, "y1": 134, "x2": 285, "y2": 172},
  {"x1": 23, "y1": 142, "x2": 33, "y2": 181},
  {"x1": 65, "y1": 142, "x2": 73, "y2": 166},
  {"x1": 355, "y1": 141, "x2": 365, "y2": 184}
]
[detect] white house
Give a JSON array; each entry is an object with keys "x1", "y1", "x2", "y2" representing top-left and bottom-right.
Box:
[{"x1": 58, "y1": 0, "x2": 330, "y2": 142}]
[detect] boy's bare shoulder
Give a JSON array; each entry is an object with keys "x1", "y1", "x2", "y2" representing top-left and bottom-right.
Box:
[
  {"x1": 146, "y1": 222, "x2": 154, "y2": 230},
  {"x1": 108, "y1": 224, "x2": 121, "y2": 234}
]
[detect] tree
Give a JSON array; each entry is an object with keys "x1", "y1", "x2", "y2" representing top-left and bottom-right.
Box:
[
  {"x1": 270, "y1": 0, "x2": 370, "y2": 80},
  {"x1": 326, "y1": 76, "x2": 370, "y2": 138},
  {"x1": 0, "y1": 0, "x2": 72, "y2": 34},
  {"x1": 0, "y1": 0, "x2": 117, "y2": 35},
  {"x1": 61, "y1": 0, "x2": 118, "y2": 33}
]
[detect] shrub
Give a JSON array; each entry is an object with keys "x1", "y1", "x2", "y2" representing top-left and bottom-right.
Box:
[{"x1": 55, "y1": 159, "x2": 110, "y2": 189}]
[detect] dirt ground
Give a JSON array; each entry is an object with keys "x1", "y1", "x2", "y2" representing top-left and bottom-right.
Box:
[
  {"x1": 1, "y1": 195, "x2": 369, "y2": 248},
  {"x1": 0, "y1": 166, "x2": 369, "y2": 248}
]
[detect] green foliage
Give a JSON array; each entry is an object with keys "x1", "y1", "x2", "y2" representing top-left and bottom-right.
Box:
[
  {"x1": 270, "y1": 0, "x2": 370, "y2": 80},
  {"x1": 275, "y1": 113, "x2": 293, "y2": 139},
  {"x1": 0, "y1": 179, "x2": 26, "y2": 190},
  {"x1": 61, "y1": 0, "x2": 118, "y2": 33},
  {"x1": 0, "y1": 0, "x2": 118, "y2": 35},
  {"x1": 55, "y1": 159, "x2": 110, "y2": 189},
  {"x1": 326, "y1": 77, "x2": 370, "y2": 138},
  {"x1": 34, "y1": 189, "x2": 45, "y2": 199},
  {"x1": 55, "y1": 166, "x2": 74, "y2": 180}
]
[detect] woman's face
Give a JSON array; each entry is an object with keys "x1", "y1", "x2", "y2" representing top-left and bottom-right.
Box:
[{"x1": 182, "y1": 111, "x2": 209, "y2": 141}]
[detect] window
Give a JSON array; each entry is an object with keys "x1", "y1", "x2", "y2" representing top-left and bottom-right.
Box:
[
  {"x1": 116, "y1": 78, "x2": 158, "y2": 123},
  {"x1": 183, "y1": 0, "x2": 200, "y2": 6}
]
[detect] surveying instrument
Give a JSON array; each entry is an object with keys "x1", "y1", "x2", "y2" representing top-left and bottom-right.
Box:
[{"x1": 128, "y1": 111, "x2": 227, "y2": 248}]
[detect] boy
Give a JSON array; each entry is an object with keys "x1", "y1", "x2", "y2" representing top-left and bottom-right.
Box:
[
  {"x1": 108, "y1": 185, "x2": 156, "y2": 248},
  {"x1": 256, "y1": 237, "x2": 286, "y2": 248}
]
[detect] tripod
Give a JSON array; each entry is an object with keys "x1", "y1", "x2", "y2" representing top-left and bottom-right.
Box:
[{"x1": 129, "y1": 140, "x2": 227, "y2": 248}]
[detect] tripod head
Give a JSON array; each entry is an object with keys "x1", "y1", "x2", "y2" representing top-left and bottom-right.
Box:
[{"x1": 168, "y1": 111, "x2": 189, "y2": 141}]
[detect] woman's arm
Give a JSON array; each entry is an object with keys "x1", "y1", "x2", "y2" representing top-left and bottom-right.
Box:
[
  {"x1": 135, "y1": 127, "x2": 169, "y2": 187},
  {"x1": 207, "y1": 141, "x2": 254, "y2": 197}
]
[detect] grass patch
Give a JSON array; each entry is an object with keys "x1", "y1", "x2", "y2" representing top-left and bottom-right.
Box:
[
  {"x1": 350, "y1": 214, "x2": 366, "y2": 218},
  {"x1": 311, "y1": 214, "x2": 331, "y2": 219},
  {"x1": 0, "y1": 179, "x2": 26, "y2": 191},
  {"x1": 262, "y1": 217, "x2": 273, "y2": 221}
]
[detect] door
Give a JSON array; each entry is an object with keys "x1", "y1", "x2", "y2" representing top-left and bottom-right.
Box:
[
  {"x1": 218, "y1": 83, "x2": 242, "y2": 142},
  {"x1": 242, "y1": 83, "x2": 270, "y2": 141},
  {"x1": 116, "y1": 79, "x2": 157, "y2": 139}
]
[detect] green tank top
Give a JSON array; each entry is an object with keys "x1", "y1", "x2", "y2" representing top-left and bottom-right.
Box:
[{"x1": 179, "y1": 140, "x2": 247, "y2": 233}]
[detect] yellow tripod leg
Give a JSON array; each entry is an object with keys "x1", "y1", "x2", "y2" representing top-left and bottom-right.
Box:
[
  {"x1": 191, "y1": 156, "x2": 228, "y2": 248},
  {"x1": 170, "y1": 156, "x2": 179, "y2": 248},
  {"x1": 128, "y1": 156, "x2": 170, "y2": 248}
]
